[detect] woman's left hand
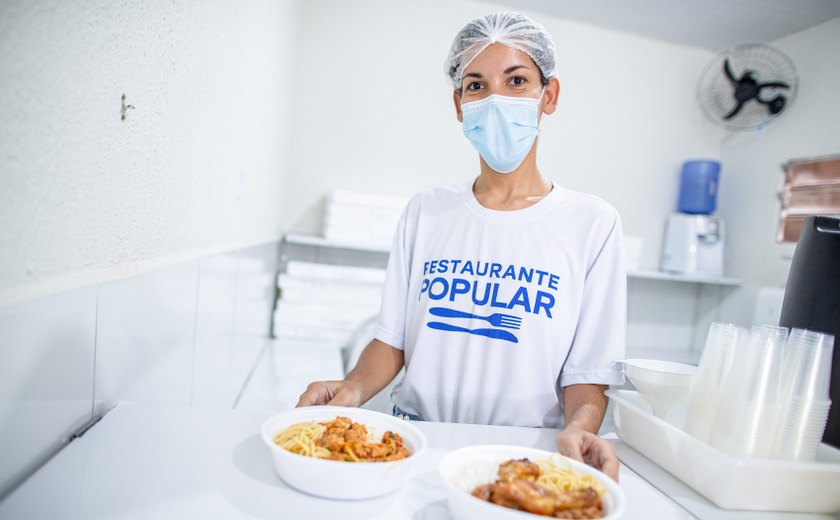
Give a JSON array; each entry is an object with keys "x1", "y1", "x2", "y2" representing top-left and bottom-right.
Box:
[{"x1": 555, "y1": 426, "x2": 619, "y2": 482}]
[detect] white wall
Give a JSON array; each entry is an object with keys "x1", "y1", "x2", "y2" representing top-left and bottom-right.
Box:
[
  {"x1": 283, "y1": 0, "x2": 718, "y2": 273},
  {"x1": 0, "y1": 0, "x2": 296, "y2": 499},
  {"x1": 716, "y1": 16, "x2": 840, "y2": 325},
  {"x1": 0, "y1": 0, "x2": 299, "y2": 306}
]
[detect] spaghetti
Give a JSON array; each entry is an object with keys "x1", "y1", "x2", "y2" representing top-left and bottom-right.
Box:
[
  {"x1": 273, "y1": 421, "x2": 331, "y2": 459},
  {"x1": 536, "y1": 453, "x2": 605, "y2": 496}
]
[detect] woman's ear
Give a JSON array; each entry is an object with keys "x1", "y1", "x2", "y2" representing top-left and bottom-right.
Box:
[
  {"x1": 453, "y1": 90, "x2": 463, "y2": 123},
  {"x1": 542, "y1": 77, "x2": 561, "y2": 115}
]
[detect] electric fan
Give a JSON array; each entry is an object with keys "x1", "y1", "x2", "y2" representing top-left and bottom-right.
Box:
[{"x1": 697, "y1": 44, "x2": 798, "y2": 131}]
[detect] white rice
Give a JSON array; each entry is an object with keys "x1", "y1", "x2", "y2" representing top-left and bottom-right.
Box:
[{"x1": 448, "y1": 456, "x2": 509, "y2": 492}]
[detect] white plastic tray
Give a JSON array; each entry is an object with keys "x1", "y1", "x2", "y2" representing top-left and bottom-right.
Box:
[{"x1": 607, "y1": 389, "x2": 840, "y2": 513}]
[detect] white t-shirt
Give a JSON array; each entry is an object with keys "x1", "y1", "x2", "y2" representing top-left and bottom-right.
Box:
[{"x1": 374, "y1": 181, "x2": 626, "y2": 428}]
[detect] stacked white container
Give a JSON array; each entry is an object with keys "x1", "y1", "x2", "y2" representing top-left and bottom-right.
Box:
[
  {"x1": 272, "y1": 261, "x2": 386, "y2": 344},
  {"x1": 321, "y1": 190, "x2": 408, "y2": 250}
]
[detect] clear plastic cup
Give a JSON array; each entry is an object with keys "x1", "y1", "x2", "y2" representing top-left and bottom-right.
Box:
[
  {"x1": 712, "y1": 397, "x2": 780, "y2": 457},
  {"x1": 782, "y1": 328, "x2": 834, "y2": 400},
  {"x1": 772, "y1": 329, "x2": 834, "y2": 461},
  {"x1": 730, "y1": 327, "x2": 785, "y2": 404},
  {"x1": 683, "y1": 323, "x2": 748, "y2": 442},
  {"x1": 708, "y1": 327, "x2": 786, "y2": 457},
  {"x1": 773, "y1": 398, "x2": 832, "y2": 461}
]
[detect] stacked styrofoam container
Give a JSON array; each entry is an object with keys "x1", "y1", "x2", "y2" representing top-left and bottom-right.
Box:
[
  {"x1": 272, "y1": 261, "x2": 386, "y2": 346},
  {"x1": 321, "y1": 190, "x2": 408, "y2": 250}
]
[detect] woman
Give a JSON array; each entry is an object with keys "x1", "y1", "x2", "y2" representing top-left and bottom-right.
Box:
[{"x1": 297, "y1": 12, "x2": 626, "y2": 481}]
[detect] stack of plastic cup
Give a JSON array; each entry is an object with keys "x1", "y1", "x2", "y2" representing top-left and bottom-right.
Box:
[
  {"x1": 710, "y1": 325, "x2": 788, "y2": 457},
  {"x1": 772, "y1": 328, "x2": 834, "y2": 461},
  {"x1": 683, "y1": 323, "x2": 747, "y2": 443}
]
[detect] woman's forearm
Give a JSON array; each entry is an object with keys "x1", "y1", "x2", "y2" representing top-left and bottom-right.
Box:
[
  {"x1": 562, "y1": 384, "x2": 609, "y2": 433},
  {"x1": 345, "y1": 339, "x2": 405, "y2": 404},
  {"x1": 557, "y1": 383, "x2": 619, "y2": 481}
]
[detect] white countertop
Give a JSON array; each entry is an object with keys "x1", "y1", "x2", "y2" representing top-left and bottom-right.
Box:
[
  {"x1": 1, "y1": 401, "x2": 689, "y2": 519},
  {"x1": 2, "y1": 402, "x2": 837, "y2": 519}
]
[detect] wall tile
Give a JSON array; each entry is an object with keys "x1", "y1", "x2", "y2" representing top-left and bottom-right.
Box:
[
  {"x1": 627, "y1": 278, "x2": 697, "y2": 360},
  {"x1": 94, "y1": 262, "x2": 199, "y2": 411},
  {"x1": 191, "y1": 243, "x2": 279, "y2": 408},
  {"x1": 191, "y1": 252, "x2": 238, "y2": 407},
  {"x1": 0, "y1": 287, "x2": 97, "y2": 497}
]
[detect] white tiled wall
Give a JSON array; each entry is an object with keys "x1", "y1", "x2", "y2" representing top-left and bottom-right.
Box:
[
  {"x1": 190, "y1": 249, "x2": 276, "y2": 409},
  {"x1": 627, "y1": 278, "x2": 700, "y2": 362},
  {"x1": 94, "y1": 263, "x2": 200, "y2": 411},
  {"x1": 0, "y1": 286, "x2": 98, "y2": 499},
  {"x1": 0, "y1": 242, "x2": 279, "y2": 499},
  {"x1": 192, "y1": 253, "x2": 240, "y2": 408}
]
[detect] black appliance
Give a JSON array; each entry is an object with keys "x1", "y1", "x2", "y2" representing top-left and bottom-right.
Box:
[{"x1": 779, "y1": 215, "x2": 840, "y2": 448}]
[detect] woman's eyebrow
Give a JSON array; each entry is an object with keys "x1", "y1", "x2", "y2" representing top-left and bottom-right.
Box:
[
  {"x1": 464, "y1": 64, "x2": 531, "y2": 79},
  {"x1": 503, "y1": 64, "x2": 530, "y2": 74}
]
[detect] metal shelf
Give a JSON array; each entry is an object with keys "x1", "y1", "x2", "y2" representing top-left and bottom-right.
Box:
[
  {"x1": 284, "y1": 236, "x2": 742, "y2": 286},
  {"x1": 283, "y1": 233, "x2": 390, "y2": 253},
  {"x1": 628, "y1": 269, "x2": 741, "y2": 286}
]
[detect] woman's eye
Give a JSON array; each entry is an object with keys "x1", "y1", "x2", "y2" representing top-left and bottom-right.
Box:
[
  {"x1": 510, "y1": 76, "x2": 526, "y2": 86},
  {"x1": 466, "y1": 82, "x2": 483, "y2": 91}
]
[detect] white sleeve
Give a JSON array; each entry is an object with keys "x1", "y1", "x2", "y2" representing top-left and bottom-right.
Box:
[
  {"x1": 374, "y1": 206, "x2": 411, "y2": 350},
  {"x1": 559, "y1": 210, "x2": 627, "y2": 387}
]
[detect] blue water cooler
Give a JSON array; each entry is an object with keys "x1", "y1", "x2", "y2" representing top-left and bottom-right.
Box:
[
  {"x1": 678, "y1": 160, "x2": 720, "y2": 214},
  {"x1": 661, "y1": 160, "x2": 726, "y2": 276}
]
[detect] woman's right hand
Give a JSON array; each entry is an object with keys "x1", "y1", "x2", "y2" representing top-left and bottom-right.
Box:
[
  {"x1": 296, "y1": 340, "x2": 403, "y2": 408},
  {"x1": 296, "y1": 380, "x2": 364, "y2": 407}
]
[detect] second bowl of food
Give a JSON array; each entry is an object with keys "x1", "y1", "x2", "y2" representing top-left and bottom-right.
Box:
[{"x1": 439, "y1": 444, "x2": 625, "y2": 519}]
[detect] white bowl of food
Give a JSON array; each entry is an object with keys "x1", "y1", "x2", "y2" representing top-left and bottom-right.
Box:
[
  {"x1": 439, "y1": 445, "x2": 625, "y2": 520},
  {"x1": 261, "y1": 405, "x2": 426, "y2": 499}
]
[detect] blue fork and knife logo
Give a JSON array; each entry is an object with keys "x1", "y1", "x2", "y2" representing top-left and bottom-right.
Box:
[{"x1": 426, "y1": 306, "x2": 521, "y2": 343}]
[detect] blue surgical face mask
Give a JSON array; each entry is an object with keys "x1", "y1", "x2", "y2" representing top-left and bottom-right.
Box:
[{"x1": 461, "y1": 89, "x2": 544, "y2": 174}]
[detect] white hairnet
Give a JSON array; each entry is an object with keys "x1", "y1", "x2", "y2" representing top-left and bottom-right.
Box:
[{"x1": 445, "y1": 12, "x2": 558, "y2": 90}]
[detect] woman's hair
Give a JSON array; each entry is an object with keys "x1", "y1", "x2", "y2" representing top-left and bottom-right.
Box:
[{"x1": 445, "y1": 12, "x2": 558, "y2": 90}]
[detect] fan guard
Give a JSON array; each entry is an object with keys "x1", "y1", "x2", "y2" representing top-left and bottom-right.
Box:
[{"x1": 697, "y1": 44, "x2": 798, "y2": 131}]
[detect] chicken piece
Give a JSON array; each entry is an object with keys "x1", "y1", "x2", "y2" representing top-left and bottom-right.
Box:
[
  {"x1": 381, "y1": 430, "x2": 403, "y2": 446},
  {"x1": 349, "y1": 421, "x2": 368, "y2": 437},
  {"x1": 363, "y1": 443, "x2": 389, "y2": 459},
  {"x1": 553, "y1": 488, "x2": 603, "y2": 519},
  {"x1": 554, "y1": 505, "x2": 603, "y2": 519},
  {"x1": 488, "y1": 480, "x2": 558, "y2": 516},
  {"x1": 384, "y1": 446, "x2": 410, "y2": 461},
  {"x1": 316, "y1": 432, "x2": 346, "y2": 453},
  {"x1": 471, "y1": 484, "x2": 494, "y2": 501},
  {"x1": 497, "y1": 458, "x2": 540, "y2": 483},
  {"x1": 324, "y1": 416, "x2": 353, "y2": 430},
  {"x1": 314, "y1": 417, "x2": 412, "y2": 462},
  {"x1": 343, "y1": 427, "x2": 366, "y2": 445}
]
